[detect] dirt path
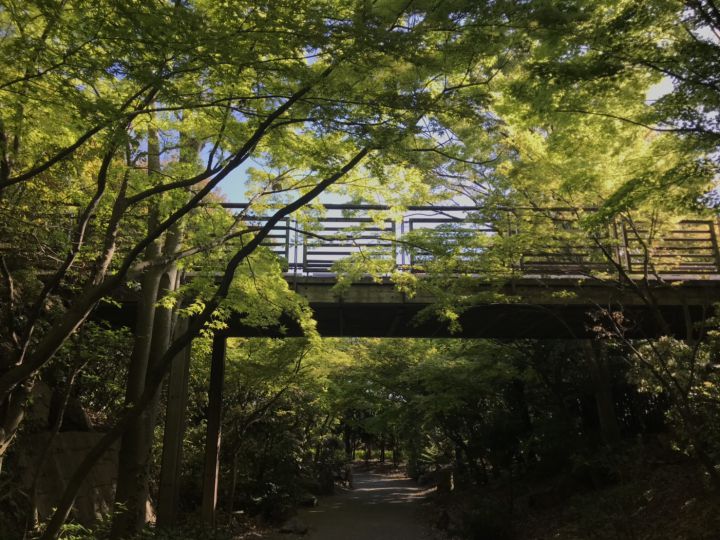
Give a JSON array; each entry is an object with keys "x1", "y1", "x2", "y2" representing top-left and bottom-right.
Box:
[{"x1": 265, "y1": 468, "x2": 437, "y2": 540}]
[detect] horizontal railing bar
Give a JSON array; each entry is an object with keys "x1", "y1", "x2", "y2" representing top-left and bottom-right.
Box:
[
  {"x1": 219, "y1": 202, "x2": 603, "y2": 212},
  {"x1": 205, "y1": 202, "x2": 720, "y2": 277}
]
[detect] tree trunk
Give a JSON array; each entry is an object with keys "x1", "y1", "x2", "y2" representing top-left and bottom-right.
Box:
[
  {"x1": 0, "y1": 380, "x2": 31, "y2": 474},
  {"x1": 110, "y1": 265, "x2": 163, "y2": 537},
  {"x1": 392, "y1": 437, "x2": 401, "y2": 467},
  {"x1": 156, "y1": 317, "x2": 192, "y2": 528},
  {"x1": 583, "y1": 340, "x2": 621, "y2": 445},
  {"x1": 228, "y1": 452, "x2": 239, "y2": 513},
  {"x1": 343, "y1": 426, "x2": 352, "y2": 461},
  {"x1": 111, "y1": 128, "x2": 165, "y2": 538},
  {"x1": 112, "y1": 266, "x2": 183, "y2": 536}
]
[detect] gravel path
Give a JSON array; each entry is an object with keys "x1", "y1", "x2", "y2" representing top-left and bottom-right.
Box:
[{"x1": 265, "y1": 468, "x2": 436, "y2": 540}]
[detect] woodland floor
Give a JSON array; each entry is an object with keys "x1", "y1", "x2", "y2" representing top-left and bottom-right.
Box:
[
  {"x1": 261, "y1": 466, "x2": 439, "y2": 540},
  {"x1": 424, "y1": 447, "x2": 720, "y2": 540},
  {"x1": 231, "y1": 448, "x2": 720, "y2": 540}
]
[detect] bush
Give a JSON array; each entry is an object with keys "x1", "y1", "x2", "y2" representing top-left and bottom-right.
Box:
[{"x1": 461, "y1": 505, "x2": 515, "y2": 540}]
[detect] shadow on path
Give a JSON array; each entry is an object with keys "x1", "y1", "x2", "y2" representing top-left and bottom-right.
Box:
[{"x1": 266, "y1": 468, "x2": 435, "y2": 540}]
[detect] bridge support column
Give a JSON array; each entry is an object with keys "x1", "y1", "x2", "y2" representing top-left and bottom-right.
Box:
[
  {"x1": 201, "y1": 334, "x2": 226, "y2": 527},
  {"x1": 157, "y1": 317, "x2": 192, "y2": 528}
]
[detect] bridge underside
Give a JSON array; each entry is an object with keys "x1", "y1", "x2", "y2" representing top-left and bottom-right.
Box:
[
  {"x1": 220, "y1": 302, "x2": 707, "y2": 339},
  {"x1": 226, "y1": 302, "x2": 707, "y2": 339},
  {"x1": 99, "y1": 277, "x2": 720, "y2": 340},
  {"x1": 223, "y1": 277, "x2": 720, "y2": 339},
  {"x1": 96, "y1": 277, "x2": 720, "y2": 339}
]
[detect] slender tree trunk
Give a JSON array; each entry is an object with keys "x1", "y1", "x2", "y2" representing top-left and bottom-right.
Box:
[
  {"x1": 0, "y1": 380, "x2": 31, "y2": 474},
  {"x1": 454, "y1": 444, "x2": 465, "y2": 476},
  {"x1": 343, "y1": 427, "x2": 352, "y2": 461},
  {"x1": 135, "y1": 250, "x2": 182, "y2": 518},
  {"x1": 583, "y1": 340, "x2": 621, "y2": 445},
  {"x1": 111, "y1": 128, "x2": 165, "y2": 538},
  {"x1": 110, "y1": 265, "x2": 163, "y2": 537},
  {"x1": 228, "y1": 452, "x2": 239, "y2": 513},
  {"x1": 479, "y1": 457, "x2": 489, "y2": 485},
  {"x1": 156, "y1": 317, "x2": 192, "y2": 527}
]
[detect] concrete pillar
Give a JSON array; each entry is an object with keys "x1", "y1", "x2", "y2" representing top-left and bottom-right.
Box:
[
  {"x1": 156, "y1": 317, "x2": 192, "y2": 527},
  {"x1": 201, "y1": 335, "x2": 226, "y2": 527}
]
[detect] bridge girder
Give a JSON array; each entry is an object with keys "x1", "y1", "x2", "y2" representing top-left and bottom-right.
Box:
[
  {"x1": 93, "y1": 276, "x2": 720, "y2": 340},
  {"x1": 217, "y1": 276, "x2": 720, "y2": 339}
]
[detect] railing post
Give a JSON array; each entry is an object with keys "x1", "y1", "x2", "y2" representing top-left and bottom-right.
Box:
[
  {"x1": 400, "y1": 218, "x2": 406, "y2": 269},
  {"x1": 391, "y1": 219, "x2": 398, "y2": 273},
  {"x1": 302, "y1": 229, "x2": 308, "y2": 276},
  {"x1": 292, "y1": 217, "x2": 300, "y2": 285},
  {"x1": 283, "y1": 217, "x2": 290, "y2": 267},
  {"x1": 710, "y1": 218, "x2": 720, "y2": 272},
  {"x1": 407, "y1": 217, "x2": 414, "y2": 271},
  {"x1": 611, "y1": 218, "x2": 626, "y2": 278},
  {"x1": 619, "y1": 218, "x2": 632, "y2": 274}
]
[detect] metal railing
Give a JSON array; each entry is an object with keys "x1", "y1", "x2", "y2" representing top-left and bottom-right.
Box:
[{"x1": 222, "y1": 203, "x2": 720, "y2": 278}]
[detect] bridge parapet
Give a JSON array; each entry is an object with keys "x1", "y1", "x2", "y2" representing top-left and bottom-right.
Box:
[{"x1": 221, "y1": 203, "x2": 720, "y2": 279}]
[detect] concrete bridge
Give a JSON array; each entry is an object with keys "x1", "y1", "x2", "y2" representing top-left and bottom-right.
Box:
[
  {"x1": 137, "y1": 204, "x2": 720, "y2": 527},
  {"x1": 213, "y1": 203, "x2": 720, "y2": 340},
  {"x1": 102, "y1": 204, "x2": 720, "y2": 340}
]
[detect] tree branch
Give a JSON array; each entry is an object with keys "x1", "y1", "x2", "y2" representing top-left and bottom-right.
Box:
[{"x1": 39, "y1": 145, "x2": 371, "y2": 540}]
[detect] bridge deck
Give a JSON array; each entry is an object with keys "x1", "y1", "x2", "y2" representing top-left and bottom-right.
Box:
[
  {"x1": 95, "y1": 204, "x2": 720, "y2": 339},
  {"x1": 98, "y1": 274, "x2": 720, "y2": 339},
  {"x1": 224, "y1": 275, "x2": 720, "y2": 339}
]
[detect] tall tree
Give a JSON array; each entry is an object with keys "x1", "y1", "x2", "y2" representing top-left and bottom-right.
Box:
[{"x1": 0, "y1": 1, "x2": 533, "y2": 536}]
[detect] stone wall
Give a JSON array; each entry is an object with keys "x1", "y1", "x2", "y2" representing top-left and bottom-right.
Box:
[{"x1": 19, "y1": 432, "x2": 119, "y2": 525}]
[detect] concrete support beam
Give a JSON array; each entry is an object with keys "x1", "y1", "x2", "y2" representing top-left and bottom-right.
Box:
[
  {"x1": 201, "y1": 335, "x2": 226, "y2": 527},
  {"x1": 98, "y1": 276, "x2": 720, "y2": 340}
]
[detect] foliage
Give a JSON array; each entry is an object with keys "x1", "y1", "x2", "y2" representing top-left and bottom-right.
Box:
[{"x1": 2, "y1": 0, "x2": 720, "y2": 538}]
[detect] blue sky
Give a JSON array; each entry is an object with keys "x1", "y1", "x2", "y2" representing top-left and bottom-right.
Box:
[
  {"x1": 215, "y1": 160, "x2": 251, "y2": 202},
  {"x1": 215, "y1": 159, "x2": 349, "y2": 204}
]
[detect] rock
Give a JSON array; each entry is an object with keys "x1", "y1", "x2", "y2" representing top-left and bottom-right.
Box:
[{"x1": 279, "y1": 517, "x2": 309, "y2": 535}]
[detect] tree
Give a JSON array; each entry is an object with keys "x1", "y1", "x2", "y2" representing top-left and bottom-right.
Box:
[{"x1": 0, "y1": 1, "x2": 533, "y2": 536}]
